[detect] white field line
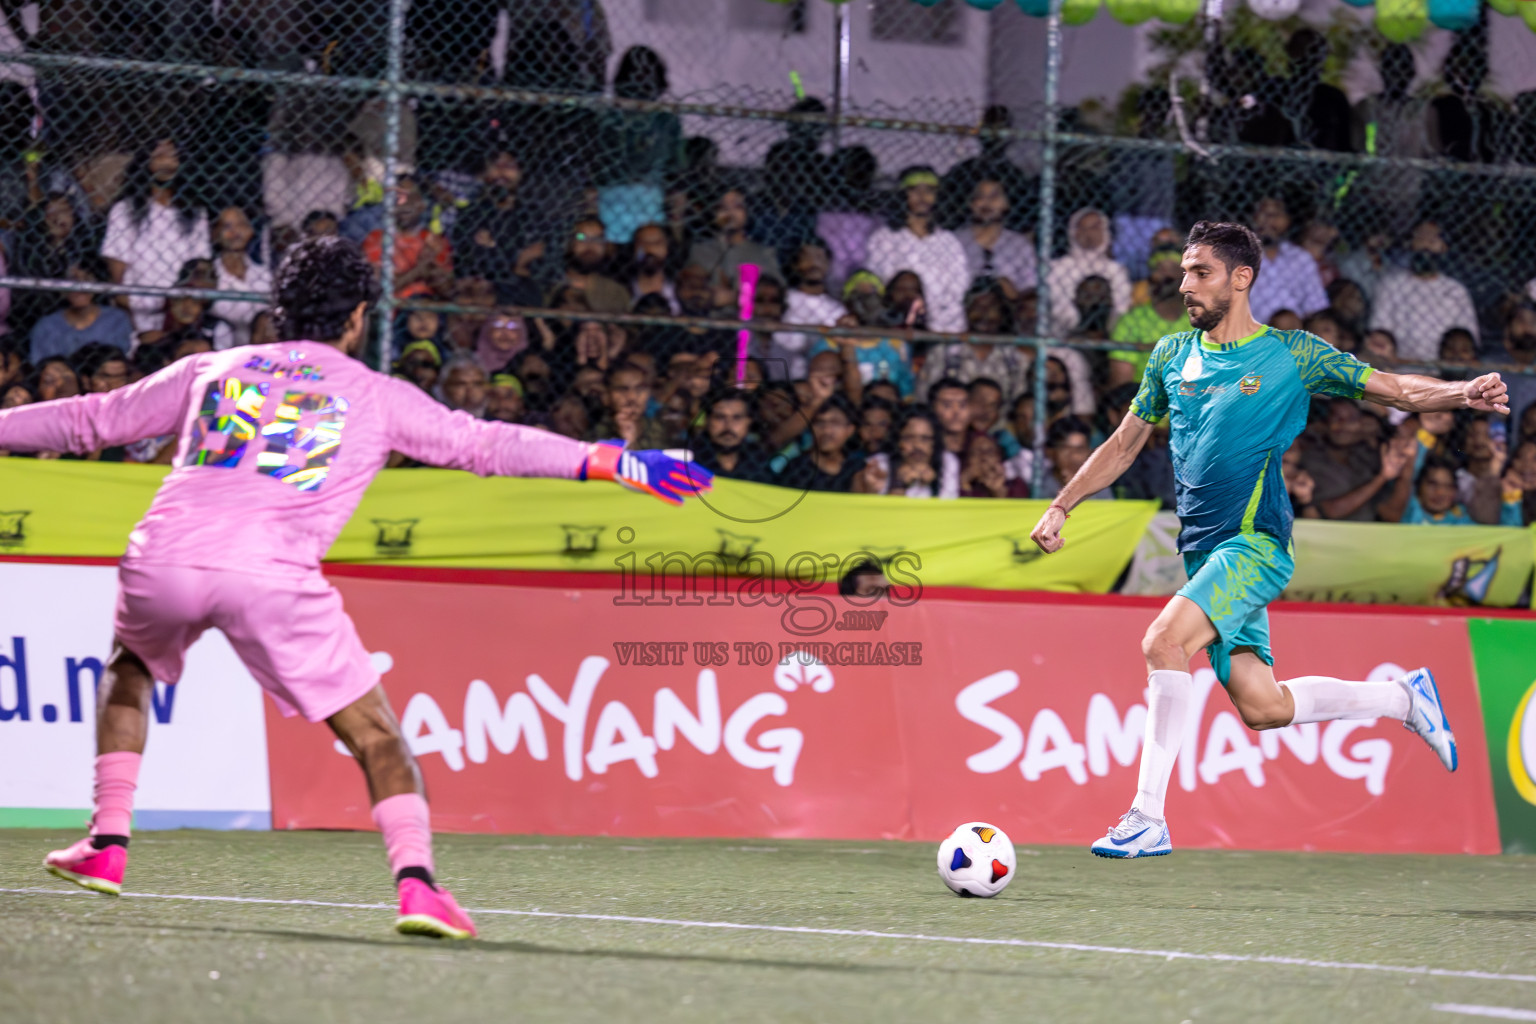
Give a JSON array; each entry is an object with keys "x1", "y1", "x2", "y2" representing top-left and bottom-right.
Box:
[
  {"x1": 3, "y1": 885, "x2": 1535, "y2": 985},
  {"x1": 1431, "y1": 1006, "x2": 1536, "y2": 1021}
]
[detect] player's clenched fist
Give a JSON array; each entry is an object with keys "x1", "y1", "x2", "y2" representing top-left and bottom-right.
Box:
[
  {"x1": 1030, "y1": 503, "x2": 1068, "y2": 554},
  {"x1": 1464, "y1": 372, "x2": 1509, "y2": 415}
]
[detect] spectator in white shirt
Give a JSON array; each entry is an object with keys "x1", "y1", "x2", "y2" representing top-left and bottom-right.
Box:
[
  {"x1": 1369, "y1": 220, "x2": 1479, "y2": 363},
  {"x1": 101, "y1": 138, "x2": 211, "y2": 336},
  {"x1": 1045, "y1": 207, "x2": 1131, "y2": 338},
  {"x1": 770, "y1": 238, "x2": 848, "y2": 380},
  {"x1": 866, "y1": 166, "x2": 968, "y2": 334},
  {"x1": 955, "y1": 177, "x2": 1036, "y2": 293},
  {"x1": 1248, "y1": 195, "x2": 1327, "y2": 324},
  {"x1": 208, "y1": 206, "x2": 271, "y2": 348}
]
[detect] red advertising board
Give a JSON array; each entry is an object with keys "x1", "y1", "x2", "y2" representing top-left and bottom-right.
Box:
[{"x1": 264, "y1": 571, "x2": 1501, "y2": 854}]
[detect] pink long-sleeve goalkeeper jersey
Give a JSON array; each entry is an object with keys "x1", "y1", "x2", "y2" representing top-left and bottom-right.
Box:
[{"x1": 0, "y1": 342, "x2": 591, "y2": 575}]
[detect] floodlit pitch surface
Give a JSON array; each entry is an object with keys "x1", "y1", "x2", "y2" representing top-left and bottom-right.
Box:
[{"x1": 2, "y1": 831, "x2": 1535, "y2": 1023}]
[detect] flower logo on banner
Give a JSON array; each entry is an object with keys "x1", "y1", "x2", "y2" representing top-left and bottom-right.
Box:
[{"x1": 774, "y1": 652, "x2": 836, "y2": 694}]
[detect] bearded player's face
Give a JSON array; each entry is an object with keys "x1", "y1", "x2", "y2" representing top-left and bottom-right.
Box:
[{"x1": 1180, "y1": 244, "x2": 1233, "y2": 332}]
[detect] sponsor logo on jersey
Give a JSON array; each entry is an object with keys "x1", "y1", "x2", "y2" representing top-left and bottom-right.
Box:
[
  {"x1": 1177, "y1": 381, "x2": 1198, "y2": 396},
  {"x1": 1239, "y1": 373, "x2": 1263, "y2": 395}
]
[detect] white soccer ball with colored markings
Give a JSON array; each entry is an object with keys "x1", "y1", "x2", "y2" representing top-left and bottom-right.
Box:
[{"x1": 936, "y1": 821, "x2": 1016, "y2": 898}]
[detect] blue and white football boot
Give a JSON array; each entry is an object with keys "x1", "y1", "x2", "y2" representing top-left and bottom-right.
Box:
[
  {"x1": 1090, "y1": 808, "x2": 1172, "y2": 859},
  {"x1": 1400, "y1": 667, "x2": 1457, "y2": 772}
]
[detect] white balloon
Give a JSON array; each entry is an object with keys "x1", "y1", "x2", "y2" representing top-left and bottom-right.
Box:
[{"x1": 1247, "y1": 0, "x2": 1300, "y2": 17}]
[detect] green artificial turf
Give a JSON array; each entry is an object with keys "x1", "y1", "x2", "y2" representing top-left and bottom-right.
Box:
[{"x1": 1, "y1": 830, "x2": 1534, "y2": 1023}]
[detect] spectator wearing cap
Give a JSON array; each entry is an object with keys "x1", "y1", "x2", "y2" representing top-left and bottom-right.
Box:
[
  {"x1": 693, "y1": 389, "x2": 776, "y2": 484},
  {"x1": 769, "y1": 238, "x2": 847, "y2": 381},
  {"x1": 485, "y1": 373, "x2": 526, "y2": 424},
  {"x1": 394, "y1": 339, "x2": 442, "y2": 393},
  {"x1": 811, "y1": 270, "x2": 914, "y2": 397},
  {"x1": 209, "y1": 206, "x2": 272, "y2": 348},
  {"x1": 361, "y1": 176, "x2": 453, "y2": 300},
  {"x1": 1045, "y1": 208, "x2": 1131, "y2": 338},
  {"x1": 866, "y1": 166, "x2": 968, "y2": 334},
  {"x1": 954, "y1": 177, "x2": 1036, "y2": 292},
  {"x1": 1108, "y1": 243, "x2": 1190, "y2": 387},
  {"x1": 1248, "y1": 195, "x2": 1328, "y2": 324},
  {"x1": 686, "y1": 188, "x2": 782, "y2": 289},
  {"x1": 1369, "y1": 220, "x2": 1478, "y2": 363},
  {"x1": 30, "y1": 255, "x2": 133, "y2": 363}
]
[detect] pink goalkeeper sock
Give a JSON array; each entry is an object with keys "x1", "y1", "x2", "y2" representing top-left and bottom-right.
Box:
[
  {"x1": 372, "y1": 793, "x2": 435, "y2": 877},
  {"x1": 91, "y1": 751, "x2": 142, "y2": 837}
]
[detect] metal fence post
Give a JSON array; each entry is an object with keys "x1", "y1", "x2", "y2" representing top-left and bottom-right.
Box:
[
  {"x1": 1031, "y1": 0, "x2": 1064, "y2": 500},
  {"x1": 376, "y1": 0, "x2": 408, "y2": 373}
]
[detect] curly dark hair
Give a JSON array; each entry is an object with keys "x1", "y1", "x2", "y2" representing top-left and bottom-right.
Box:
[{"x1": 272, "y1": 236, "x2": 380, "y2": 343}]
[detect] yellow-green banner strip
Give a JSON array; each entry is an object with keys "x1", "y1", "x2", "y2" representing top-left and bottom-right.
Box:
[{"x1": 0, "y1": 461, "x2": 1155, "y2": 593}]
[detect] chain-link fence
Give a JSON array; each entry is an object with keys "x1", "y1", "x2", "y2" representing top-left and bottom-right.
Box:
[{"x1": 1, "y1": 0, "x2": 1534, "y2": 521}]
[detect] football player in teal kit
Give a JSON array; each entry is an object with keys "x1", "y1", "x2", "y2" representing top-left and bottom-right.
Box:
[{"x1": 1030, "y1": 221, "x2": 1509, "y2": 858}]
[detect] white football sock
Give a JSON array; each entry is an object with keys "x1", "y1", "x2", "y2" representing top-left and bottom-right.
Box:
[
  {"x1": 1130, "y1": 669, "x2": 1192, "y2": 821},
  {"x1": 1282, "y1": 675, "x2": 1410, "y2": 725}
]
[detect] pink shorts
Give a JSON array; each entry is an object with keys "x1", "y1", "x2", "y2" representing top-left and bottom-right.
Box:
[{"x1": 113, "y1": 562, "x2": 379, "y2": 722}]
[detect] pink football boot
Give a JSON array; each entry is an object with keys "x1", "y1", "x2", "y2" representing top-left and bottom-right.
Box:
[
  {"x1": 44, "y1": 837, "x2": 126, "y2": 895},
  {"x1": 394, "y1": 877, "x2": 478, "y2": 939}
]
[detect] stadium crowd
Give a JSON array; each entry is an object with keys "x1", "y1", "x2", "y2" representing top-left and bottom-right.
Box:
[{"x1": 3, "y1": 21, "x2": 1536, "y2": 526}]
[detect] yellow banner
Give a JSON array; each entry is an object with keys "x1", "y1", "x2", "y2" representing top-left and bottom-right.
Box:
[
  {"x1": 1285, "y1": 519, "x2": 1536, "y2": 608},
  {"x1": 0, "y1": 461, "x2": 1156, "y2": 593},
  {"x1": 1121, "y1": 510, "x2": 1536, "y2": 609}
]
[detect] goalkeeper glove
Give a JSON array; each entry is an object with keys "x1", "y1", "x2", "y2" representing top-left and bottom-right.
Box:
[{"x1": 579, "y1": 439, "x2": 714, "y2": 506}]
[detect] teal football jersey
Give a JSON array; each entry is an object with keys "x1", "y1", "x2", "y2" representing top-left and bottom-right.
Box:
[{"x1": 1128, "y1": 326, "x2": 1374, "y2": 552}]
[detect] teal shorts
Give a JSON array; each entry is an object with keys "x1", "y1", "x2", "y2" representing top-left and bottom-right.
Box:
[{"x1": 1177, "y1": 532, "x2": 1294, "y2": 686}]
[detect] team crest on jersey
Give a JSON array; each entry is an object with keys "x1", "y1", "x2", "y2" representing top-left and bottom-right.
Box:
[{"x1": 1238, "y1": 373, "x2": 1263, "y2": 395}]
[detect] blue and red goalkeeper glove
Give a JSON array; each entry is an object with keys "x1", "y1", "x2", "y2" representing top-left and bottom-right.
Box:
[{"x1": 579, "y1": 440, "x2": 714, "y2": 506}]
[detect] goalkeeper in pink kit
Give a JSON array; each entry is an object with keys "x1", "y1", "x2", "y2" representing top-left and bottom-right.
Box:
[{"x1": 5, "y1": 237, "x2": 712, "y2": 939}]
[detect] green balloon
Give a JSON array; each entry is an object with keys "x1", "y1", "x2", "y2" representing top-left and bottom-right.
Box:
[
  {"x1": 1108, "y1": 0, "x2": 1154, "y2": 24},
  {"x1": 1487, "y1": 0, "x2": 1516, "y2": 15},
  {"x1": 1062, "y1": 0, "x2": 1100, "y2": 24},
  {"x1": 1375, "y1": 0, "x2": 1427, "y2": 42},
  {"x1": 1155, "y1": 0, "x2": 1201, "y2": 24}
]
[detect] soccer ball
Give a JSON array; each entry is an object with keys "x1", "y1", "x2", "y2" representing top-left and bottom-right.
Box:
[{"x1": 936, "y1": 821, "x2": 1016, "y2": 898}]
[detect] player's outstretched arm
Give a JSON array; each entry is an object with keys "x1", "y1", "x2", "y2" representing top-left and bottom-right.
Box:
[
  {"x1": 1029, "y1": 412, "x2": 1154, "y2": 554},
  {"x1": 1363, "y1": 369, "x2": 1509, "y2": 415},
  {"x1": 384, "y1": 378, "x2": 712, "y2": 505},
  {"x1": 0, "y1": 356, "x2": 197, "y2": 454}
]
